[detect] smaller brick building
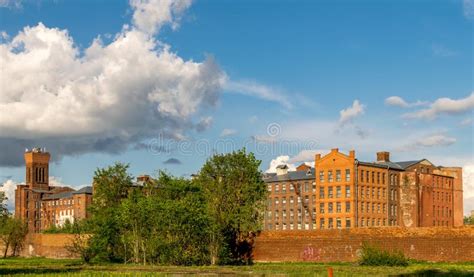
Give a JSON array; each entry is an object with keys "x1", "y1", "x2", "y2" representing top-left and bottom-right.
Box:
[{"x1": 15, "y1": 148, "x2": 92, "y2": 233}]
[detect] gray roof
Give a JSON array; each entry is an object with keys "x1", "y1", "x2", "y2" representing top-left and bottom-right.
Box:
[
  {"x1": 358, "y1": 161, "x2": 404, "y2": 170},
  {"x1": 43, "y1": 191, "x2": 74, "y2": 200},
  {"x1": 263, "y1": 168, "x2": 315, "y2": 183},
  {"x1": 73, "y1": 186, "x2": 92, "y2": 195},
  {"x1": 393, "y1": 160, "x2": 424, "y2": 169},
  {"x1": 276, "y1": 164, "x2": 289, "y2": 169}
]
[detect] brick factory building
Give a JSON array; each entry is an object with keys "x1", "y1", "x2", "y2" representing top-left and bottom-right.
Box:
[
  {"x1": 263, "y1": 149, "x2": 463, "y2": 230},
  {"x1": 15, "y1": 148, "x2": 92, "y2": 233}
]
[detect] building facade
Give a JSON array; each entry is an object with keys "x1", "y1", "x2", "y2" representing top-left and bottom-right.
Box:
[
  {"x1": 263, "y1": 148, "x2": 463, "y2": 230},
  {"x1": 15, "y1": 148, "x2": 92, "y2": 233}
]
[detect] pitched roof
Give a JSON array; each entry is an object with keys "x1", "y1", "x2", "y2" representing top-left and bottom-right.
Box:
[
  {"x1": 394, "y1": 160, "x2": 424, "y2": 169},
  {"x1": 43, "y1": 191, "x2": 74, "y2": 200},
  {"x1": 358, "y1": 161, "x2": 404, "y2": 170},
  {"x1": 263, "y1": 168, "x2": 315, "y2": 183}
]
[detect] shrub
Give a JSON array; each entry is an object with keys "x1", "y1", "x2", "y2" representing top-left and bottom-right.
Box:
[{"x1": 358, "y1": 243, "x2": 409, "y2": 266}]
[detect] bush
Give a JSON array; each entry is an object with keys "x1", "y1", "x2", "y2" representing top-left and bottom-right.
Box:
[{"x1": 358, "y1": 243, "x2": 409, "y2": 266}]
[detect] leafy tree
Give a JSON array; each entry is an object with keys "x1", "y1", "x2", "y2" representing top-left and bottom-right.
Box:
[
  {"x1": 0, "y1": 217, "x2": 28, "y2": 258},
  {"x1": 88, "y1": 163, "x2": 133, "y2": 262},
  {"x1": 464, "y1": 216, "x2": 474, "y2": 225},
  {"x1": 0, "y1": 192, "x2": 9, "y2": 220},
  {"x1": 195, "y1": 149, "x2": 267, "y2": 265}
]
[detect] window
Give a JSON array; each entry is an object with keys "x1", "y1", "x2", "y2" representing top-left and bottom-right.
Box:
[
  {"x1": 297, "y1": 196, "x2": 301, "y2": 203},
  {"x1": 372, "y1": 203, "x2": 375, "y2": 213},
  {"x1": 377, "y1": 172, "x2": 380, "y2": 184},
  {"x1": 361, "y1": 187, "x2": 364, "y2": 198},
  {"x1": 366, "y1": 171, "x2": 369, "y2": 183},
  {"x1": 328, "y1": 218, "x2": 334, "y2": 229},
  {"x1": 328, "y1": 187, "x2": 333, "y2": 198},
  {"x1": 361, "y1": 170, "x2": 364, "y2": 182},
  {"x1": 336, "y1": 186, "x2": 341, "y2": 198},
  {"x1": 275, "y1": 197, "x2": 279, "y2": 206},
  {"x1": 304, "y1": 195, "x2": 309, "y2": 204},
  {"x1": 382, "y1": 188, "x2": 386, "y2": 198},
  {"x1": 328, "y1": 171, "x2": 333, "y2": 182},
  {"x1": 361, "y1": 218, "x2": 365, "y2": 227},
  {"x1": 336, "y1": 170, "x2": 341, "y2": 182},
  {"x1": 304, "y1": 182, "x2": 309, "y2": 192},
  {"x1": 275, "y1": 184, "x2": 279, "y2": 193},
  {"x1": 320, "y1": 218, "x2": 325, "y2": 229},
  {"x1": 268, "y1": 224, "x2": 272, "y2": 230},
  {"x1": 312, "y1": 195, "x2": 316, "y2": 204},
  {"x1": 282, "y1": 184, "x2": 286, "y2": 193},
  {"x1": 267, "y1": 211, "x2": 272, "y2": 219},
  {"x1": 377, "y1": 203, "x2": 380, "y2": 213},
  {"x1": 312, "y1": 182, "x2": 316, "y2": 192},
  {"x1": 382, "y1": 173, "x2": 386, "y2": 184},
  {"x1": 319, "y1": 171, "x2": 324, "y2": 182},
  {"x1": 345, "y1": 218, "x2": 351, "y2": 228},
  {"x1": 377, "y1": 188, "x2": 380, "y2": 199},
  {"x1": 320, "y1": 203, "x2": 325, "y2": 214},
  {"x1": 367, "y1": 202, "x2": 370, "y2": 212},
  {"x1": 336, "y1": 202, "x2": 342, "y2": 213},
  {"x1": 345, "y1": 201, "x2": 351, "y2": 212},
  {"x1": 290, "y1": 184, "x2": 294, "y2": 192},
  {"x1": 282, "y1": 197, "x2": 286, "y2": 205},
  {"x1": 282, "y1": 210, "x2": 287, "y2": 218},
  {"x1": 319, "y1": 187, "x2": 325, "y2": 199},
  {"x1": 361, "y1": 202, "x2": 364, "y2": 212},
  {"x1": 336, "y1": 218, "x2": 342, "y2": 229},
  {"x1": 282, "y1": 223, "x2": 287, "y2": 230},
  {"x1": 383, "y1": 204, "x2": 386, "y2": 213},
  {"x1": 345, "y1": 185, "x2": 351, "y2": 197},
  {"x1": 290, "y1": 223, "x2": 294, "y2": 230},
  {"x1": 344, "y1": 169, "x2": 350, "y2": 182},
  {"x1": 267, "y1": 198, "x2": 272, "y2": 207},
  {"x1": 328, "y1": 203, "x2": 333, "y2": 213},
  {"x1": 372, "y1": 188, "x2": 375, "y2": 198}
]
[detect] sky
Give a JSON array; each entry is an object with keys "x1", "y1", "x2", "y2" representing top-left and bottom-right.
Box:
[{"x1": 0, "y1": 0, "x2": 473, "y2": 213}]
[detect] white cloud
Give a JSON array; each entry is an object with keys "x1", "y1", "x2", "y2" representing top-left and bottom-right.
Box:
[
  {"x1": 195, "y1": 116, "x2": 213, "y2": 132},
  {"x1": 462, "y1": 164, "x2": 474, "y2": 215},
  {"x1": 130, "y1": 0, "x2": 192, "y2": 35},
  {"x1": 0, "y1": 1, "x2": 225, "y2": 166},
  {"x1": 224, "y1": 79, "x2": 292, "y2": 109},
  {"x1": 464, "y1": 0, "x2": 474, "y2": 19},
  {"x1": 288, "y1": 149, "x2": 328, "y2": 164},
  {"x1": 399, "y1": 133, "x2": 457, "y2": 151},
  {"x1": 266, "y1": 155, "x2": 296, "y2": 173},
  {"x1": 220, "y1": 128, "x2": 237, "y2": 137},
  {"x1": 339, "y1": 100, "x2": 365, "y2": 126},
  {"x1": 0, "y1": 179, "x2": 16, "y2": 211},
  {"x1": 404, "y1": 92, "x2": 474, "y2": 120},
  {"x1": 251, "y1": 135, "x2": 278, "y2": 144},
  {"x1": 385, "y1": 96, "x2": 427, "y2": 108}
]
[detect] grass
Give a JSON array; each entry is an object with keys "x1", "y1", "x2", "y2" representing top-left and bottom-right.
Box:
[{"x1": 0, "y1": 257, "x2": 473, "y2": 276}]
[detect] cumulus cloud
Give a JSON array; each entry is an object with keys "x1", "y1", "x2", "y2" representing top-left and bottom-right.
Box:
[
  {"x1": 462, "y1": 164, "x2": 474, "y2": 215},
  {"x1": 288, "y1": 149, "x2": 328, "y2": 164},
  {"x1": 0, "y1": 179, "x2": 16, "y2": 211},
  {"x1": 339, "y1": 100, "x2": 365, "y2": 126},
  {"x1": 266, "y1": 155, "x2": 296, "y2": 173},
  {"x1": 0, "y1": 0, "x2": 226, "y2": 166},
  {"x1": 130, "y1": 0, "x2": 192, "y2": 35},
  {"x1": 224, "y1": 80, "x2": 292, "y2": 109},
  {"x1": 460, "y1": 118, "x2": 473, "y2": 126},
  {"x1": 220, "y1": 128, "x2": 237, "y2": 137},
  {"x1": 385, "y1": 96, "x2": 427, "y2": 108},
  {"x1": 404, "y1": 92, "x2": 474, "y2": 120}
]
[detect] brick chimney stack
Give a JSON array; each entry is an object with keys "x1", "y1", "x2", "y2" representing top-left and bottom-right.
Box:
[{"x1": 376, "y1": 151, "x2": 390, "y2": 162}]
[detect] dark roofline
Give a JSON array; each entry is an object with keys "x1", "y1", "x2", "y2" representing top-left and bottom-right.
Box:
[{"x1": 357, "y1": 161, "x2": 405, "y2": 171}]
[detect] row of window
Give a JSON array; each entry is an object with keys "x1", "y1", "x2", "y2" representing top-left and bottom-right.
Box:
[
  {"x1": 266, "y1": 208, "x2": 316, "y2": 221},
  {"x1": 433, "y1": 191, "x2": 452, "y2": 202},
  {"x1": 319, "y1": 169, "x2": 351, "y2": 183},
  {"x1": 359, "y1": 186, "x2": 392, "y2": 200},
  {"x1": 41, "y1": 199, "x2": 74, "y2": 207},
  {"x1": 268, "y1": 195, "x2": 316, "y2": 207},
  {"x1": 268, "y1": 182, "x2": 316, "y2": 193},
  {"x1": 360, "y1": 218, "x2": 395, "y2": 227},
  {"x1": 433, "y1": 220, "x2": 450, "y2": 226},
  {"x1": 40, "y1": 209, "x2": 75, "y2": 218},
  {"x1": 319, "y1": 202, "x2": 351, "y2": 214},
  {"x1": 319, "y1": 185, "x2": 351, "y2": 198},
  {"x1": 359, "y1": 202, "x2": 389, "y2": 215},
  {"x1": 432, "y1": 177, "x2": 453, "y2": 189},
  {"x1": 433, "y1": 206, "x2": 452, "y2": 218}
]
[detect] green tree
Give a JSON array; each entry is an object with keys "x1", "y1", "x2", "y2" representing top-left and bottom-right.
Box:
[
  {"x1": 0, "y1": 217, "x2": 28, "y2": 258},
  {"x1": 464, "y1": 216, "x2": 474, "y2": 225},
  {"x1": 88, "y1": 163, "x2": 133, "y2": 262},
  {"x1": 195, "y1": 149, "x2": 267, "y2": 265},
  {"x1": 0, "y1": 192, "x2": 8, "y2": 220}
]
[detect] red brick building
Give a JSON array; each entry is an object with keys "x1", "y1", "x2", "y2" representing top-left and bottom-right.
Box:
[
  {"x1": 263, "y1": 149, "x2": 463, "y2": 230},
  {"x1": 15, "y1": 148, "x2": 92, "y2": 233}
]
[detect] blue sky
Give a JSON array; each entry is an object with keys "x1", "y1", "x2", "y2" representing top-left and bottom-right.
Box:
[{"x1": 0, "y1": 0, "x2": 473, "y2": 211}]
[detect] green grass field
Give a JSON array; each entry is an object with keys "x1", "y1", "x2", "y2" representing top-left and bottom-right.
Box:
[{"x1": 0, "y1": 258, "x2": 473, "y2": 276}]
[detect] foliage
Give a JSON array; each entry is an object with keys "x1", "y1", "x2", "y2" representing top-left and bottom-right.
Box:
[
  {"x1": 195, "y1": 148, "x2": 267, "y2": 265},
  {"x1": 0, "y1": 191, "x2": 8, "y2": 220},
  {"x1": 42, "y1": 219, "x2": 79, "y2": 234},
  {"x1": 0, "y1": 217, "x2": 28, "y2": 258},
  {"x1": 358, "y1": 243, "x2": 409, "y2": 267},
  {"x1": 464, "y1": 216, "x2": 474, "y2": 225}
]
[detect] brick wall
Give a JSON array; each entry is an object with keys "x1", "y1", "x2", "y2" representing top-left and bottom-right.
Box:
[
  {"x1": 253, "y1": 227, "x2": 474, "y2": 262},
  {"x1": 1, "y1": 227, "x2": 473, "y2": 261}
]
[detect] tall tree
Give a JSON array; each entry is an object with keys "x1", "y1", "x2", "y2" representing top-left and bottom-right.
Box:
[
  {"x1": 195, "y1": 149, "x2": 267, "y2": 265},
  {"x1": 0, "y1": 192, "x2": 8, "y2": 220},
  {"x1": 88, "y1": 163, "x2": 133, "y2": 262}
]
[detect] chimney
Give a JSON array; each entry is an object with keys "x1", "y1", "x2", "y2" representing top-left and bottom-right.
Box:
[
  {"x1": 276, "y1": 164, "x2": 289, "y2": 176},
  {"x1": 331, "y1": 148, "x2": 339, "y2": 153},
  {"x1": 315, "y1": 154, "x2": 321, "y2": 161},
  {"x1": 349, "y1": 150, "x2": 355, "y2": 158},
  {"x1": 376, "y1": 151, "x2": 390, "y2": 162}
]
